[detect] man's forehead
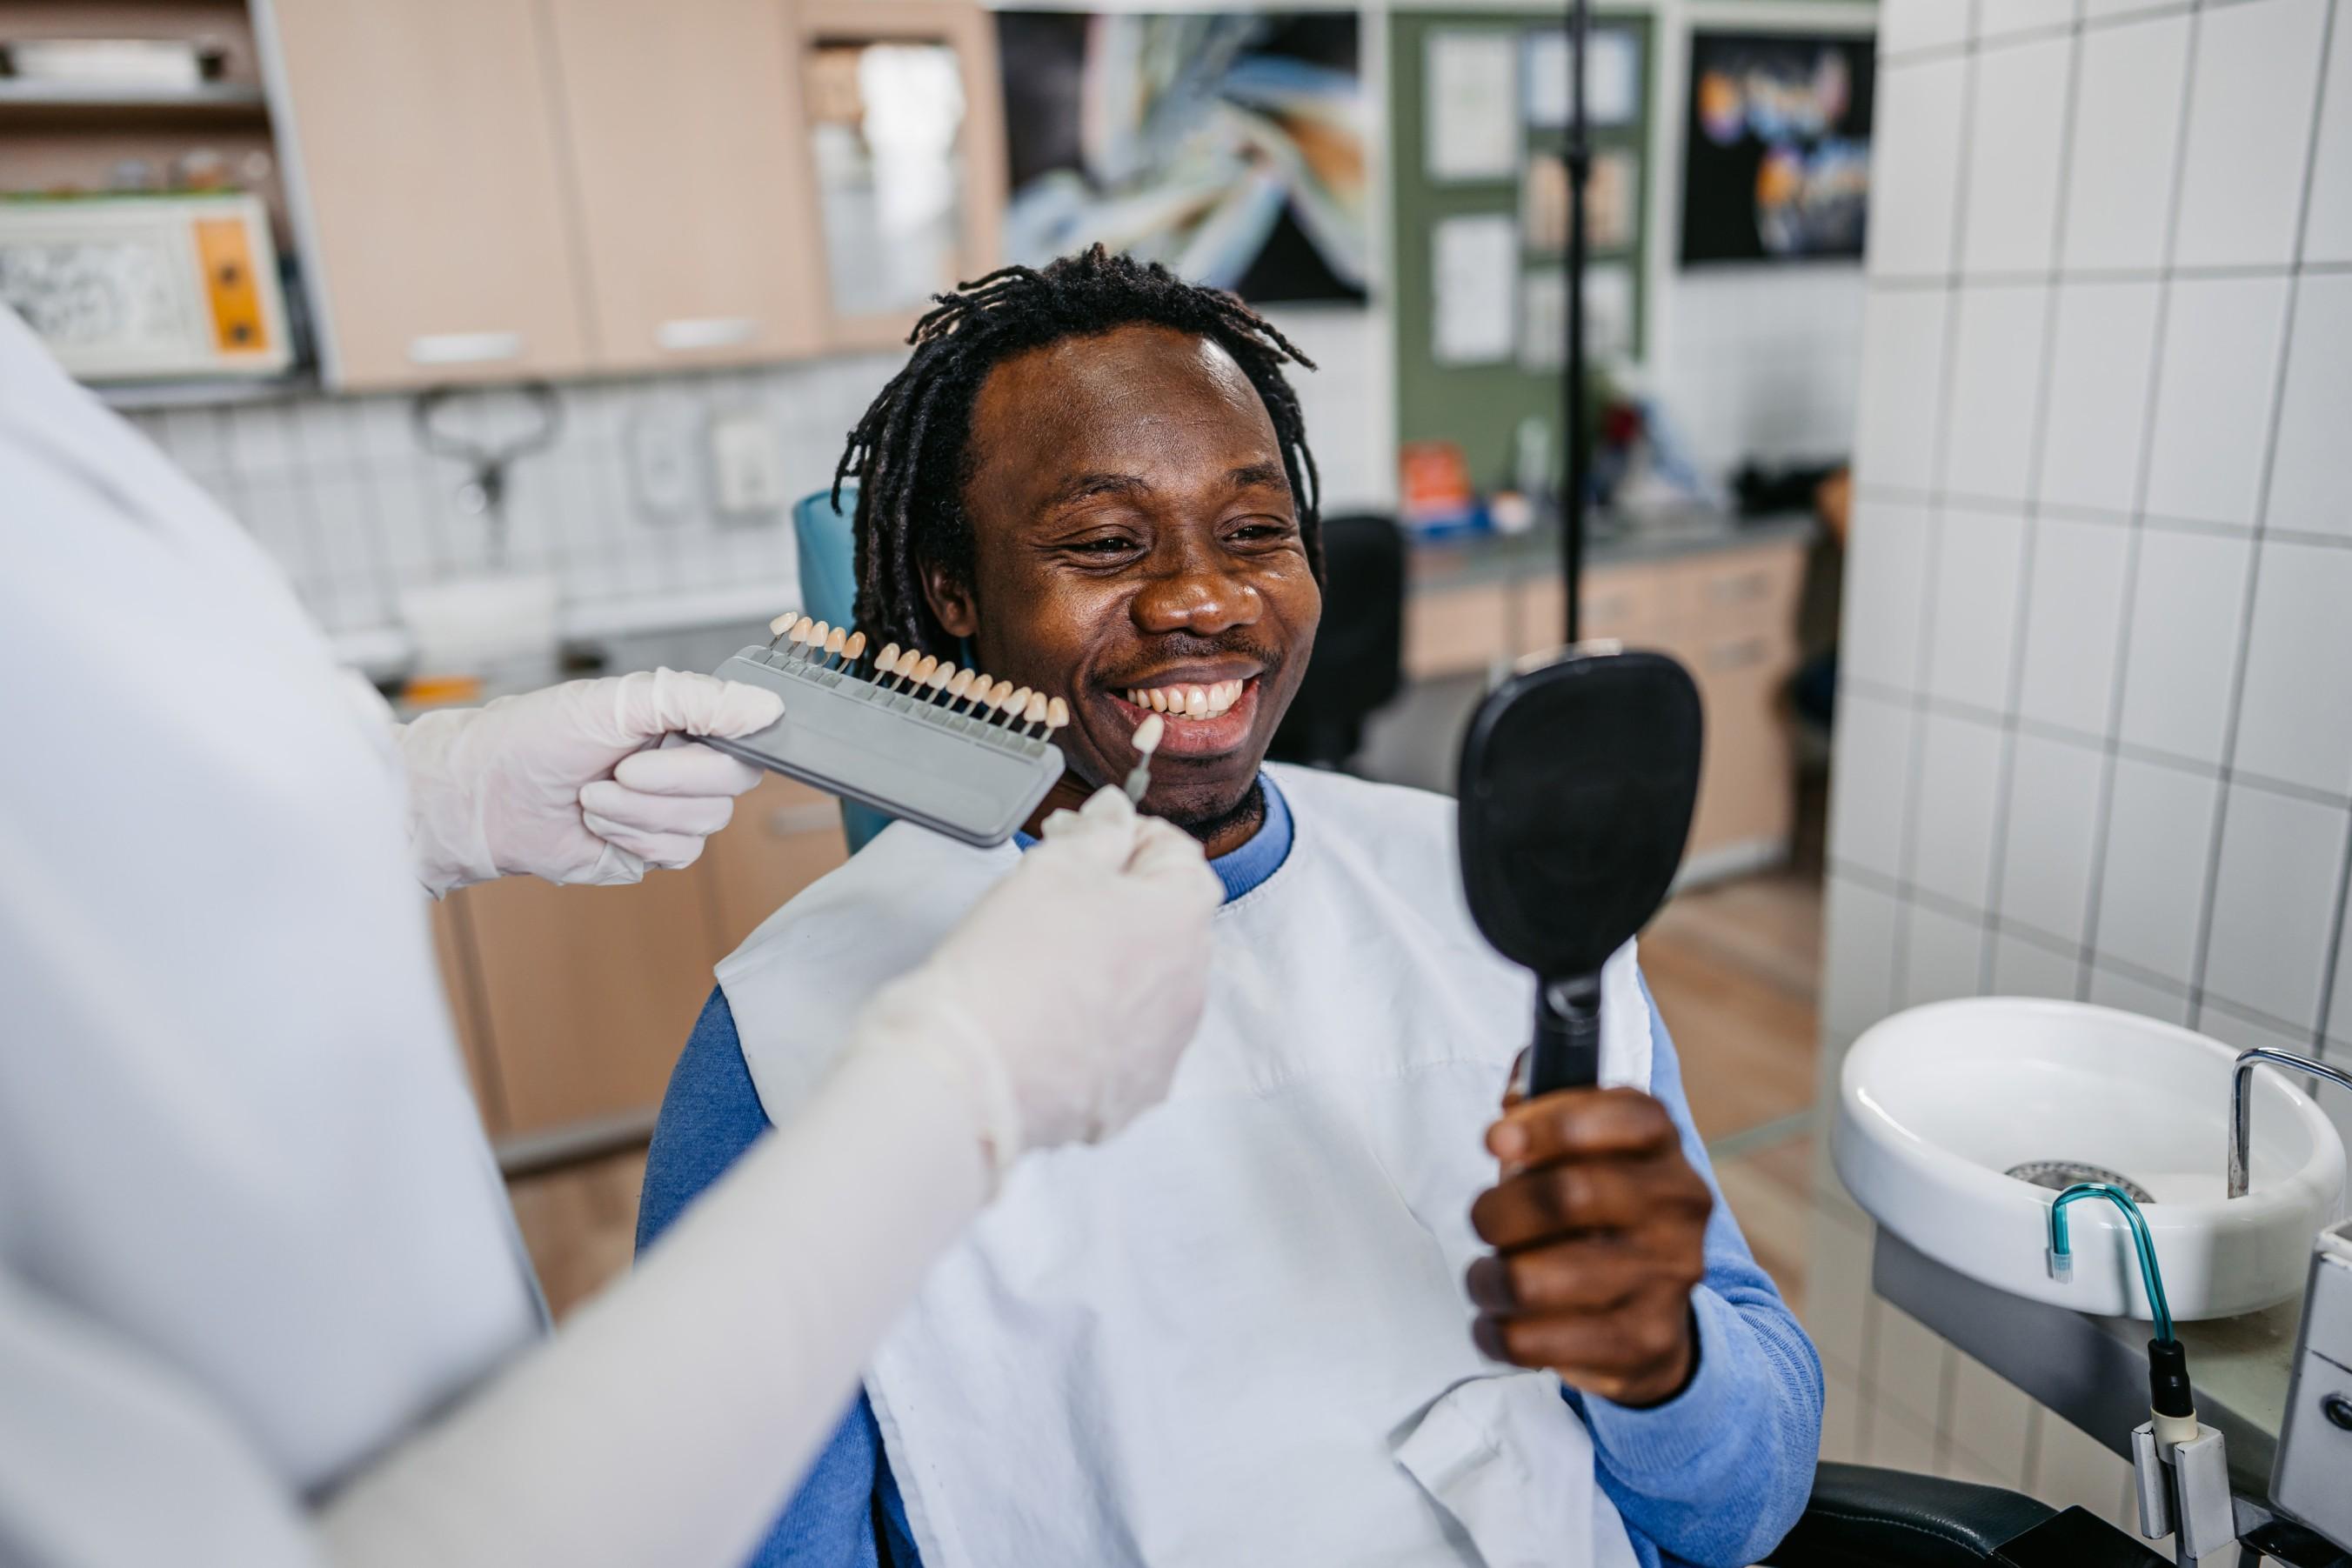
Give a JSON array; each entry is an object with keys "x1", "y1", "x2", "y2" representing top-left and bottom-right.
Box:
[{"x1": 968, "y1": 324, "x2": 1280, "y2": 498}]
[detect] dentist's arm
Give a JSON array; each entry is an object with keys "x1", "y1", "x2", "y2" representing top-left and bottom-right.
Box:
[
  {"x1": 316, "y1": 788, "x2": 1219, "y2": 1568},
  {"x1": 394, "y1": 669, "x2": 785, "y2": 894}
]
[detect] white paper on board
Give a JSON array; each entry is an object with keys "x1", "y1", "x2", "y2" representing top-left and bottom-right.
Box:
[
  {"x1": 1433, "y1": 214, "x2": 1517, "y2": 365},
  {"x1": 1520, "y1": 27, "x2": 1641, "y2": 130},
  {"x1": 1517, "y1": 263, "x2": 1636, "y2": 371},
  {"x1": 1425, "y1": 32, "x2": 1519, "y2": 181},
  {"x1": 1588, "y1": 30, "x2": 1640, "y2": 126}
]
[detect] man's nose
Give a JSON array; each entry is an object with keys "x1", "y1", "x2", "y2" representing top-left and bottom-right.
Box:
[{"x1": 1132, "y1": 542, "x2": 1264, "y2": 636}]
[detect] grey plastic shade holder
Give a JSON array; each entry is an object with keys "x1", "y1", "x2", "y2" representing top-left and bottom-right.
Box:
[{"x1": 706, "y1": 645, "x2": 1064, "y2": 848}]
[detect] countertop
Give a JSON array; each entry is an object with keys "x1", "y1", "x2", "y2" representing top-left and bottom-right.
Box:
[{"x1": 1407, "y1": 508, "x2": 1817, "y2": 596}]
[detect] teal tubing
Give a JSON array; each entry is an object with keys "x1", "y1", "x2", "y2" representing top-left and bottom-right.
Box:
[{"x1": 2047, "y1": 1182, "x2": 2175, "y2": 1344}]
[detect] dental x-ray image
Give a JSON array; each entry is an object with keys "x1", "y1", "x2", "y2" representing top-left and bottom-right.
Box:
[{"x1": 994, "y1": 12, "x2": 1367, "y2": 303}]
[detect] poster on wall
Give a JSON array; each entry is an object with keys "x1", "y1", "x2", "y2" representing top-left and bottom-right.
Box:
[
  {"x1": 995, "y1": 12, "x2": 1366, "y2": 302},
  {"x1": 1679, "y1": 30, "x2": 1874, "y2": 265},
  {"x1": 1521, "y1": 27, "x2": 1640, "y2": 130}
]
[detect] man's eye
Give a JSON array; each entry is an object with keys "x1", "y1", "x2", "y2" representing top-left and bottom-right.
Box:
[
  {"x1": 1064, "y1": 537, "x2": 1138, "y2": 557},
  {"x1": 1228, "y1": 519, "x2": 1296, "y2": 543}
]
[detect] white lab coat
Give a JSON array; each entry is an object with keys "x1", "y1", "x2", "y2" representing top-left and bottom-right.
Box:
[
  {"x1": 0, "y1": 309, "x2": 1016, "y2": 1568},
  {"x1": 0, "y1": 310, "x2": 545, "y2": 1502},
  {"x1": 720, "y1": 765, "x2": 1651, "y2": 1568}
]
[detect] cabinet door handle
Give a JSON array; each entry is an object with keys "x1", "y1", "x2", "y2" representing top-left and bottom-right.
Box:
[
  {"x1": 658, "y1": 317, "x2": 759, "y2": 352},
  {"x1": 766, "y1": 802, "x2": 839, "y2": 838},
  {"x1": 1708, "y1": 636, "x2": 1770, "y2": 671},
  {"x1": 1706, "y1": 570, "x2": 1772, "y2": 604},
  {"x1": 408, "y1": 330, "x2": 525, "y2": 366}
]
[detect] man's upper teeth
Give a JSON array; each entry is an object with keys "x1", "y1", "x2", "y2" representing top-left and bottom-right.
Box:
[{"x1": 1126, "y1": 679, "x2": 1244, "y2": 717}]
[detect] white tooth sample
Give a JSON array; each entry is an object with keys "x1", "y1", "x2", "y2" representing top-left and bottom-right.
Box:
[
  {"x1": 1185, "y1": 687, "x2": 1209, "y2": 718},
  {"x1": 924, "y1": 661, "x2": 952, "y2": 693},
  {"x1": 842, "y1": 630, "x2": 866, "y2": 662},
  {"x1": 1022, "y1": 691, "x2": 1048, "y2": 726},
  {"x1": 825, "y1": 627, "x2": 847, "y2": 659},
  {"x1": 990, "y1": 678, "x2": 1017, "y2": 711},
  {"x1": 1046, "y1": 697, "x2": 1069, "y2": 733},
  {"x1": 1133, "y1": 712, "x2": 1166, "y2": 754},
  {"x1": 875, "y1": 645, "x2": 900, "y2": 678},
  {"x1": 768, "y1": 612, "x2": 795, "y2": 637},
  {"x1": 947, "y1": 668, "x2": 975, "y2": 701}
]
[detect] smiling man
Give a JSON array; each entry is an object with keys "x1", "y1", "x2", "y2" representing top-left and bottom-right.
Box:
[{"x1": 635, "y1": 249, "x2": 1820, "y2": 1568}]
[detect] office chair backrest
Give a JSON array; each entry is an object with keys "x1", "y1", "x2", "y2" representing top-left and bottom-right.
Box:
[{"x1": 1269, "y1": 512, "x2": 1407, "y2": 771}]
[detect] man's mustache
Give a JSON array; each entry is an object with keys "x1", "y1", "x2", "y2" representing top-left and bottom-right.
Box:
[{"x1": 1101, "y1": 631, "x2": 1288, "y2": 684}]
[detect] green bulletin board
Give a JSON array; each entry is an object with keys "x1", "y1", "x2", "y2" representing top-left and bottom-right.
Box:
[{"x1": 1388, "y1": 9, "x2": 1655, "y2": 485}]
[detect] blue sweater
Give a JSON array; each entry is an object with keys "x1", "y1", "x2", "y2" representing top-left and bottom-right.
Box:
[{"x1": 637, "y1": 780, "x2": 1821, "y2": 1567}]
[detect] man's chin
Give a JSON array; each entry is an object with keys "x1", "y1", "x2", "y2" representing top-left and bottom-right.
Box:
[{"x1": 1148, "y1": 774, "x2": 1266, "y2": 848}]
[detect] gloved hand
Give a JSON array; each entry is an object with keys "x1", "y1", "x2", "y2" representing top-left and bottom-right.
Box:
[
  {"x1": 853, "y1": 786, "x2": 1223, "y2": 1185},
  {"x1": 398, "y1": 670, "x2": 784, "y2": 895}
]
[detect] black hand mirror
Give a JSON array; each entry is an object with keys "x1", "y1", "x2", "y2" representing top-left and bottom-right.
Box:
[{"x1": 1458, "y1": 646, "x2": 1703, "y2": 1097}]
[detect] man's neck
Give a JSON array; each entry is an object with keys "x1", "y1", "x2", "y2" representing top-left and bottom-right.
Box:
[{"x1": 1180, "y1": 778, "x2": 1266, "y2": 861}]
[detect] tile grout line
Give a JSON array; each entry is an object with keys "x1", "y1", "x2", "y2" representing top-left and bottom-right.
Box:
[
  {"x1": 2182, "y1": 0, "x2": 2342, "y2": 1044},
  {"x1": 1889, "y1": 17, "x2": 1988, "y2": 1011},
  {"x1": 1975, "y1": 2, "x2": 2093, "y2": 991},
  {"x1": 2070, "y1": 0, "x2": 2206, "y2": 1005}
]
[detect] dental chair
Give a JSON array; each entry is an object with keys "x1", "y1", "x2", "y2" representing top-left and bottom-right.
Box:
[
  {"x1": 792, "y1": 484, "x2": 892, "y2": 854},
  {"x1": 1762, "y1": 1463, "x2": 2162, "y2": 1566}
]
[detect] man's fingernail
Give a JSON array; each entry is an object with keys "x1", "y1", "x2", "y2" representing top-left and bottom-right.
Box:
[{"x1": 1493, "y1": 1124, "x2": 1527, "y2": 1159}]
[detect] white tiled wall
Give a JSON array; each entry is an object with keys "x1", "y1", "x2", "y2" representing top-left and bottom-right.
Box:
[{"x1": 1814, "y1": 0, "x2": 2352, "y2": 1520}]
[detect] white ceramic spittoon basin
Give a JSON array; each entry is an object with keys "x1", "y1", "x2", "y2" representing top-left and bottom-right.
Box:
[{"x1": 1834, "y1": 998, "x2": 2346, "y2": 1321}]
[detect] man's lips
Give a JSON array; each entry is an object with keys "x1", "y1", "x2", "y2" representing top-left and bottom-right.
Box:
[{"x1": 1100, "y1": 676, "x2": 1262, "y2": 758}]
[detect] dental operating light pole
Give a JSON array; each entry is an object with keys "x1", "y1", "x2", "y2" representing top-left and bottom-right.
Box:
[{"x1": 1561, "y1": 0, "x2": 1591, "y2": 644}]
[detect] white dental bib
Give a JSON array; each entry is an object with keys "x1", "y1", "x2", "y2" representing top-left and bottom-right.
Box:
[{"x1": 720, "y1": 765, "x2": 1648, "y2": 1567}]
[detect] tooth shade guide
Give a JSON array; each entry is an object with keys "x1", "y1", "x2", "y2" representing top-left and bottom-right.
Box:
[
  {"x1": 1133, "y1": 712, "x2": 1166, "y2": 755},
  {"x1": 842, "y1": 631, "x2": 866, "y2": 669},
  {"x1": 946, "y1": 668, "x2": 976, "y2": 708},
  {"x1": 1045, "y1": 696, "x2": 1069, "y2": 735},
  {"x1": 824, "y1": 627, "x2": 848, "y2": 666}
]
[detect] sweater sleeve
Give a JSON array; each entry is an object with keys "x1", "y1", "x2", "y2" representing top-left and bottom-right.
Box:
[
  {"x1": 1570, "y1": 977, "x2": 1823, "y2": 1568},
  {"x1": 635, "y1": 988, "x2": 888, "y2": 1568}
]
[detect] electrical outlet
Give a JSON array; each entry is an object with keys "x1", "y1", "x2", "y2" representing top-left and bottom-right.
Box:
[
  {"x1": 627, "y1": 397, "x2": 699, "y2": 524},
  {"x1": 711, "y1": 412, "x2": 785, "y2": 517}
]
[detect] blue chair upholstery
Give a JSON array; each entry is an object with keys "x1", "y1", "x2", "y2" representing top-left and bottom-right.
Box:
[{"x1": 791, "y1": 484, "x2": 892, "y2": 855}]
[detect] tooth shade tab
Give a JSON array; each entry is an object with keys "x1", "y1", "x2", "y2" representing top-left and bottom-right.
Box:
[
  {"x1": 876, "y1": 644, "x2": 901, "y2": 676},
  {"x1": 1046, "y1": 697, "x2": 1069, "y2": 733},
  {"x1": 768, "y1": 612, "x2": 795, "y2": 637},
  {"x1": 923, "y1": 661, "x2": 952, "y2": 692},
  {"x1": 1023, "y1": 691, "x2": 1048, "y2": 726},
  {"x1": 824, "y1": 627, "x2": 847, "y2": 659},
  {"x1": 989, "y1": 678, "x2": 1017, "y2": 712},
  {"x1": 1133, "y1": 712, "x2": 1166, "y2": 754},
  {"x1": 843, "y1": 631, "x2": 866, "y2": 663},
  {"x1": 913, "y1": 654, "x2": 940, "y2": 685},
  {"x1": 947, "y1": 668, "x2": 975, "y2": 699}
]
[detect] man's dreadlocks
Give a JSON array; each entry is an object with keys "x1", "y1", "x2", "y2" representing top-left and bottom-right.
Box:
[{"x1": 833, "y1": 245, "x2": 1322, "y2": 657}]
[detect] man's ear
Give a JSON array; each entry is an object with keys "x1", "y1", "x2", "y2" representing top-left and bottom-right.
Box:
[{"x1": 919, "y1": 557, "x2": 979, "y2": 639}]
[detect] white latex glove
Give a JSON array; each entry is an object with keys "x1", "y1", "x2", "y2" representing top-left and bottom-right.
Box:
[
  {"x1": 397, "y1": 669, "x2": 784, "y2": 895},
  {"x1": 858, "y1": 786, "x2": 1223, "y2": 1184}
]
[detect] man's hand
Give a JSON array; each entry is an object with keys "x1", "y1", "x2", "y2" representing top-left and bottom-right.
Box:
[{"x1": 1464, "y1": 1081, "x2": 1713, "y2": 1408}]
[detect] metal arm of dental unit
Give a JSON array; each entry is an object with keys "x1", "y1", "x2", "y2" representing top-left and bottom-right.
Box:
[
  {"x1": 2044, "y1": 1184, "x2": 2236, "y2": 1565},
  {"x1": 2228, "y1": 1047, "x2": 2352, "y2": 1200}
]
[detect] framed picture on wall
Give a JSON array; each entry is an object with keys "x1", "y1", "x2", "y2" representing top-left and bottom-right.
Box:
[
  {"x1": 1679, "y1": 30, "x2": 1874, "y2": 265},
  {"x1": 995, "y1": 11, "x2": 1367, "y2": 302}
]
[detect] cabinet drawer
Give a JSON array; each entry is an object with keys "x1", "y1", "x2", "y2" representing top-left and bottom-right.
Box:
[
  {"x1": 1682, "y1": 651, "x2": 1797, "y2": 859},
  {"x1": 1668, "y1": 542, "x2": 1807, "y2": 643},
  {"x1": 1407, "y1": 583, "x2": 1513, "y2": 678},
  {"x1": 702, "y1": 775, "x2": 850, "y2": 952}
]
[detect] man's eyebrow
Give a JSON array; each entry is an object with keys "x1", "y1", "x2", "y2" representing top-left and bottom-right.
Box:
[
  {"x1": 1226, "y1": 460, "x2": 1291, "y2": 492},
  {"x1": 1040, "y1": 471, "x2": 1153, "y2": 510}
]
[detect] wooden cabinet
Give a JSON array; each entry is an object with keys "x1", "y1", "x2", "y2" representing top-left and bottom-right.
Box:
[
  {"x1": 432, "y1": 775, "x2": 847, "y2": 1146},
  {"x1": 259, "y1": 0, "x2": 594, "y2": 387},
  {"x1": 541, "y1": 0, "x2": 825, "y2": 370},
  {"x1": 260, "y1": 0, "x2": 1001, "y2": 388},
  {"x1": 1404, "y1": 532, "x2": 1810, "y2": 881}
]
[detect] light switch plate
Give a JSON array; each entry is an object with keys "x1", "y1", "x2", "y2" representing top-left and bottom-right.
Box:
[
  {"x1": 626, "y1": 396, "x2": 700, "y2": 524},
  {"x1": 711, "y1": 412, "x2": 785, "y2": 517}
]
